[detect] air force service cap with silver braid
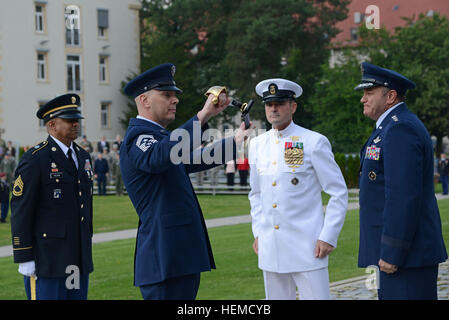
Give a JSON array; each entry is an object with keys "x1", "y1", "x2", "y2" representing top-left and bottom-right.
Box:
[{"x1": 354, "y1": 62, "x2": 416, "y2": 96}]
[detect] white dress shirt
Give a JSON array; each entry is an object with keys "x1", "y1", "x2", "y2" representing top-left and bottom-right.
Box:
[
  {"x1": 376, "y1": 102, "x2": 403, "y2": 129},
  {"x1": 49, "y1": 135, "x2": 78, "y2": 169}
]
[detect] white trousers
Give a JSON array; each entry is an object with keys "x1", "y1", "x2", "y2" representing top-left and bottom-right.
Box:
[{"x1": 263, "y1": 267, "x2": 331, "y2": 300}]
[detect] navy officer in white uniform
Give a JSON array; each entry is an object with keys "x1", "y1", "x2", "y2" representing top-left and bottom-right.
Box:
[{"x1": 248, "y1": 78, "x2": 348, "y2": 300}]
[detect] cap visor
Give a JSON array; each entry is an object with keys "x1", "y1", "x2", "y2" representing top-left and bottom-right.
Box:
[
  {"x1": 262, "y1": 96, "x2": 293, "y2": 103},
  {"x1": 155, "y1": 85, "x2": 182, "y2": 93},
  {"x1": 58, "y1": 113, "x2": 84, "y2": 120},
  {"x1": 354, "y1": 82, "x2": 379, "y2": 91}
]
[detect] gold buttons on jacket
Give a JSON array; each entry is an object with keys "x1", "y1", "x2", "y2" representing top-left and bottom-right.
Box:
[
  {"x1": 43, "y1": 233, "x2": 47, "y2": 238},
  {"x1": 272, "y1": 161, "x2": 277, "y2": 165},
  {"x1": 274, "y1": 225, "x2": 279, "y2": 230},
  {"x1": 79, "y1": 191, "x2": 82, "y2": 196},
  {"x1": 272, "y1": 181, "x2": 276, "y2": 187},
  {"x1": 81, "y1": 217, "x2": 84, "y2": 222},
  {"x1": 272, "y1": 203, "x2": 277, "y2": 208},
  {"x1": 81, "y1": 204, "x2": 84, "y2": 209}
]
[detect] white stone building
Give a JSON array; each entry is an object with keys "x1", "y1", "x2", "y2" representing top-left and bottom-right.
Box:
[{"x1": 0, "y1": 0, "x2": 141, "y2": 149}]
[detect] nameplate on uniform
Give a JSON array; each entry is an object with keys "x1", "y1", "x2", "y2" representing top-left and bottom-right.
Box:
[
  {"x1": 50, "y1": 172, "x2": 63, "y2": 179},
  {"x1": 284, "y1": 141, "x2": 304, "y2": 166},
  {"x1": 136, "y1": 135, "x2": 158, "y2": 152},
  {"x1": 365, "y1": 145, "x2": 381, "y2": 160}
]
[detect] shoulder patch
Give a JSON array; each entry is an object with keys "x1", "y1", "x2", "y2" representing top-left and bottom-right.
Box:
[
  {"x1": 136, "y1": 135, "x2": 158, "y2": 152},
  {"x1": 32, "y1": 141, "x2": 48, "y2": 155}
]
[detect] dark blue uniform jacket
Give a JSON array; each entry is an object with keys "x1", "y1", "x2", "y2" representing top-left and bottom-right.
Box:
[
  {"x1": 358, "y1": 103, "x2": 447, "y2": 268},
  {"x1": 11, "y1": 136, "x2": 94, "y2": 278},
  {"x1": 120, "y1": 116, "x2": 236, "y2": 286}
]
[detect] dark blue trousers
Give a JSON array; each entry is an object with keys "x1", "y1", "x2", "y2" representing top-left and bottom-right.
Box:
[
  {"x1": 441, "y1": 175, "x2": 448, "y2": 195},
  {"x1": 0, "y1": 201, "x2": 8, "y2": 221},
  {"x1": 97, "y1": 175, "x2": 107, "y2": 195},
  {"x1": 378, "y1": 265, "x2": 438, "y2": 300},
  {"x1": 24, "y1": 275, "x2": 89, "y2": 300},
  {"x1": 139, "y1": 273, "x2": 200, "y2": 300}
]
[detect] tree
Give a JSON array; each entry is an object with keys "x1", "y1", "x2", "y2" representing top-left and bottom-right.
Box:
[
  {"x1": 311, "y1": 13, "x2": 449, "y2": 154},
  {"x1": 120, "y1": 0, "x2": 350, "y2": 130},
  {"x1": 310, "y1": 53, "x2": 372, "y2": 153},
  {"x1": 359, "y1": 13, "x2": 449, "y2": 154}
]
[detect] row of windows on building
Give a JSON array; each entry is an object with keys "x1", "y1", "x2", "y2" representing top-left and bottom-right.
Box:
[
  {"x1": 35, "y1": 3, "x2": 109, "y2": 43},
  {"x1": 37, "y1": 52, "x2": 109, "y2": 87},
  {"x1": 37, "y1": 100, "x2": 111, "y2": 130}
]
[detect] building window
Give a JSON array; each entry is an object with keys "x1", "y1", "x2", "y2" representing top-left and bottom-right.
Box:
[
  {"x1": 37, "y1": 52, "x2": 47, "y2": 81},
  {"x1": 38, "y1": 102, "x2": 47, "y2": 128},
  {"x1": 100, "y1": 102, "x2": 111, "y2": 129},
  {"x1": 67, "y1": 55, "x2": 82, "y2": 92},
  {"x1": 350, "y1": 28, "x2": 358, "y2": 41},
  {"x1": 354, "y1": 12, "x2": 365, "y2": 24},
  {"x1": 97, "y1": 9, "x2": 109, "y2": 39},
  {"x1": 65, "y1": 6, "x2": 81, "y2": 46},
  {"x1": 99, "y1": 56, "x2": 109, "y2": 83},
  {"x1": 35, "y1": 4, "x2": 46, "y2": 32}
]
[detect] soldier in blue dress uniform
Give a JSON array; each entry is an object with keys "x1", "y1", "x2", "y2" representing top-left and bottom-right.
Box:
[
  {"x1": 10, "y1": 93, "x2": 94, "y2": 300},
  {"x1": 356, "y1": 62, "x2": 448, "y2": 299},
  {"x1": 120, "y1": 63, "x2": 251, "y2": 300}
]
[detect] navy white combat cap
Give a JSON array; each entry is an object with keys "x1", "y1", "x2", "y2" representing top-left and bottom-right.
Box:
[
  {"x1": 124, "y1": 63, "x2": 182, "y2": 98},
  {"x1": 354, "y1": 62, "x2": 416, "y2": 96},
  {"x1": 255, "y1": 78, "x2": 303, "y2": 103}
]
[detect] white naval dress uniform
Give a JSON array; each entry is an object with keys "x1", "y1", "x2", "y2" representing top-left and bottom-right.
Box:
[{"x1": 248, "y1": 121, "x2": 348, "y2": 299}]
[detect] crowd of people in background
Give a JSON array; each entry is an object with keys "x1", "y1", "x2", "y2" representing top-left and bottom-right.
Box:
[
  {"x1": 0, "y1": 130, "x2": 448, "y2": 224},
  {"x1": 77, "y1": 134, "x2": 124, "y2": 197}
]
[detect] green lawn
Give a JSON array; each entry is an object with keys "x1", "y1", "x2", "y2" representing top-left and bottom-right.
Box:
[
  {"x1": 0, "y1": 215, "x2": 358, "y2": 300},
  {"x1": 0, "y1": 191, "x2": 343, "y2": 246},
  {"x1": 1, "y1": 198, "x2": 449, "y2": 300},
  {"x1": 0, "y1": 194, "x2": 251, "y2": 247},
  {"x1": 0, "y1": 184, "x2": 447, "y2": 300}
]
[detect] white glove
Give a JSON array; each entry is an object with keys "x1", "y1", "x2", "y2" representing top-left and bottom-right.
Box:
[{"x1": 18, "y1": 261, "x2": 36, "y2": 277}]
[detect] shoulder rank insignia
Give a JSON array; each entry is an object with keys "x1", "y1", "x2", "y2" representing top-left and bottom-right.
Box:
[
  {"x1": 136, "y1": 135, "x2": 158, "y2": 152},
  {"x1": 392, "y1": 115, "x2": 399, "y2": 122},
  {"x1": 13, "y1": 175, "x2": 24, "y2": 197},
  {"x1": 32, "y1": 141, "x2": 48, "y2": 155}
]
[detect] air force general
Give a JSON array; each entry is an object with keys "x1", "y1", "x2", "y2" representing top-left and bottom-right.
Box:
[{"x1": 356, "y1": 62, "x2": 448, "y2": 300}]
